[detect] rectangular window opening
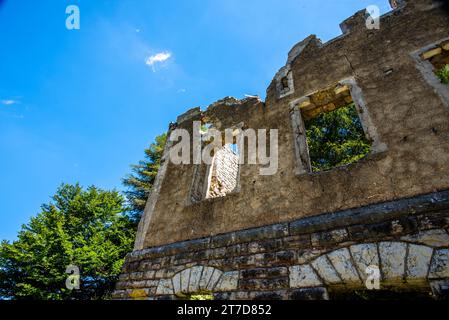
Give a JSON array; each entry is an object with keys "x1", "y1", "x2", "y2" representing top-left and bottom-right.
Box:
[
  {"x1": 189, "y1": 122, "x2": 242, "y2": 204},
  {"x1": 420, "y1": 42, "x2": 449, "y2": 85},
  {"x1": 298, "y1": 84, "x2": 372, "y2": 173},
  {"x1": 413, "y1": 39, "x2": 449, "y2": 111},
  {"x1": 206, "y1": 143, "x2": 240, "y2": 199}
]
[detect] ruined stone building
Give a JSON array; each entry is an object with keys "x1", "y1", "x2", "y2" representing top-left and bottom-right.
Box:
[{"x1": 114, "y1": 0, "x2": 449, "y2": 300}]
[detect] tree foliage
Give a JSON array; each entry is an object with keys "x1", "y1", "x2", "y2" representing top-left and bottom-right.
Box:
[
  {"x1": 122, "y1": 133, "x2": 166, "y2": 221},
  {"x1": 0, "y1": 184, "x2": 135, "y2": 300},
  {"x1": 305, "y1": 103, "x2": 372, "y2": 172}
]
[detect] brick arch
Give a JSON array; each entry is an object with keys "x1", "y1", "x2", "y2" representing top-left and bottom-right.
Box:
[
  {"x1": 155, "y1": 266, "x2": 239, "y2": 296},
  {"x1": 289, "y1": 241, "x2": 447, "y2": 291}
]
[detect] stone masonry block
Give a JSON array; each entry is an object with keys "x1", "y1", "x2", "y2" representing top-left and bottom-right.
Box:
[
  {"x1": 289, "y1": 264, "x2": 323, "y2": 288},
  {"x1": 326, "y1": 248, "x2": 361, "y2": 284},
  {"x1": 401, "y1": 229, "x2": 449, "y2": 247},
  {"x1": 350, "y1": 243, "x2": 380, "y2": 281},
  {"x1": 214, "y1": 271, "x2": 239, "y2": 292},
  {"x1": 311, "y1": 255, "x2": 341, "y2": 285},
  {"x1": 179, "y1": 268, "x2": 191, "y2": 293},
  {"x1": 429, "y1": 280, "x2": 449, "y2": 300},
  {"x1": 311, "y1": 228, "x2": 348, "y2": 247},
  {"x1": 429, "y1": 249, "x2": 449, "y2": 279},
  {"x1": 198, "y1": 266, "x2": 217, "y2": 291},
  {"x1": 188, "y1": 266, "x2": 204, "y2": 293},
  {"x1": 241, "y1": 267, "x2": 288, "y2": 279},
  {"x1": 155, "y1": 279, "x2": 174, "y2": 296},
  {"x1": 207, "y1": 268, "x2": 223, "y2": 291},
  {"x1": 240, "y1": 277, "x2": 289, "y2": 291},
  {"x1": 378, "y1": 242, "x2": 407, "y2": 280},
  {"x1": 406, "y1": 244, "x2": 433, "y2": 280},
  {"x1": 290, "y1": 287, "x2": 329, "y2": 300}
]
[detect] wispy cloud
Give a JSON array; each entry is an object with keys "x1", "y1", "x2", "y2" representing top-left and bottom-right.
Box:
[
  {"x1": 1, "y1": 99, "x2": 19, "y2": 106},
  {"x1": 145, "y1": 51, "x2": 172, "y2": 72}
]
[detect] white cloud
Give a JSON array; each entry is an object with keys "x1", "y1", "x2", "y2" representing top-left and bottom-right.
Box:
[
  {"x1": 1, "y1": 99, "x2": 19, "y2": 105},
  {"x1": 177, "y1": 88, "x2": 186, "y2": 93},
  {"x1": 145, "y1": 51, "x2": 172, "y2": 72}
]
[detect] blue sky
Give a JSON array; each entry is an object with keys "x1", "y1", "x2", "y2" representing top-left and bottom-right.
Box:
[{"x1": 0, "y1": 0, "x2": 391, "y2": 242}]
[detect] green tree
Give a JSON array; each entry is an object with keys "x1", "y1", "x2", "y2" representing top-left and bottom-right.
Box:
[
  {"x1": 0, "y1": 184, "x2": 135, "y2": 300},
  {"x1": 122, "y1": 133, "x2": 166, "y2": 222},
  {"x1": 305, "y1": 103, "x2": 372, "y2": 172}
]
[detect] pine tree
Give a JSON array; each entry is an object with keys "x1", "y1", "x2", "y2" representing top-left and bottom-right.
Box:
[{"x1": 122, "y1": 133, "x2": 167, "y2": 222}]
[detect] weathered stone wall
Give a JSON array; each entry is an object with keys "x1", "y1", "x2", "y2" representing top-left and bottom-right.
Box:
[
  {"x1": 114, "y1": 190, "x2": 449, "y2": 300},
  {"x1": 116, "y1": 0, "x2": 449, "y2": 299}
]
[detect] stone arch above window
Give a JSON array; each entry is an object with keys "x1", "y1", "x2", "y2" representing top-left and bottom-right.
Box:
[
  {"x1": 155, "y1": 266, "x2": 239, "y2": 296},
  {"x1": 289, "y1": 241, "x2": 448, "y2": 291}
]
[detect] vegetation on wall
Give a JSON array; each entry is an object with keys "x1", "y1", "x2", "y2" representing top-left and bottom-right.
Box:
[
  {"x1": 304, "y1": 103, "x2": 372, "y2": 172},
  {"x1": 436, "y1": 64, "x2": 449, "y2": 84}
]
